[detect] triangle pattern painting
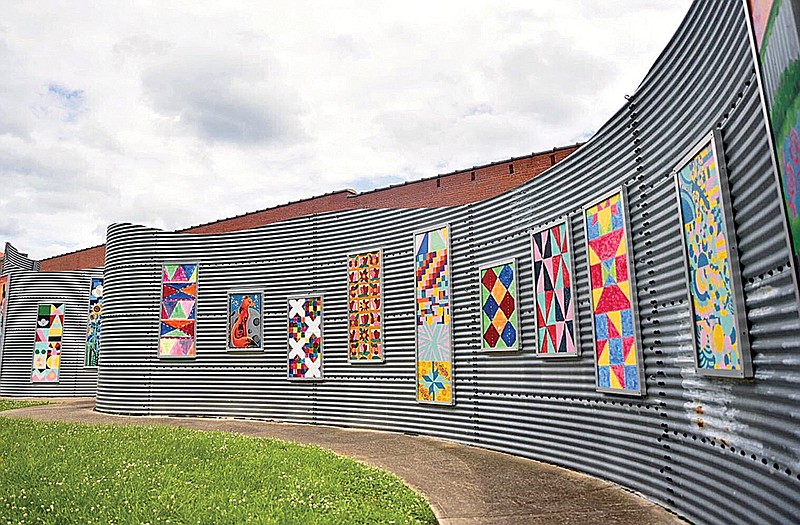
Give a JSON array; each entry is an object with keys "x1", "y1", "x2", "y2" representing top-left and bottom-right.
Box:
[
  {"x1": 531, "y1": 221, "x2": 577, "y2": 356},
  {"x1": 159, "y1": 263, "x2": 198, "y2": 358},
  {"x1": 480, "y1": 260, "x2": 519, "y2": 350},
  {"x1": 584, "y1": 191, "x2": 642, "y2": 395}
]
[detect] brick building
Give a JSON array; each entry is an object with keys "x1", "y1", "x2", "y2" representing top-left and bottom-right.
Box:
[{"x1": 39, "y1": 143, "x2": 580, "y2": 271}]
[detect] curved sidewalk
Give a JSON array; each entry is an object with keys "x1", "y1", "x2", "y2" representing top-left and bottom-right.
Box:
[{"x1": 1, "y1": 399, "x2": 684, "y2": 525}]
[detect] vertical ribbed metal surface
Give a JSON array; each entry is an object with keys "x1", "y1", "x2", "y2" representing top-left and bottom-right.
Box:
[
  {"x1": 87, "y1": 1, "x2": 800, "y2": 523},
  {"x1": 0, "y1": 266, "x2": 101, "y2": 397}
]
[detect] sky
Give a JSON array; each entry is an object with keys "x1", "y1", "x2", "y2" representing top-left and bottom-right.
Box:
[{"x1": 0, "y1": 1, "x2": 693, "y2": 260}]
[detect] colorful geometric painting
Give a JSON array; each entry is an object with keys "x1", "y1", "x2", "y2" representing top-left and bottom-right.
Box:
[
  {"x1": 532, "y1": 221, "x2": 579, "y2": 356},
  {"x1": 32, "y1": 303, "x2": 65, "y2": 383},
  {"x1": 479, "y1": 259, "x2": 519, "y2": 351},
  {"x1": 584, "y1": 190, "x2": 644, "y2": 395},
  {"x1": 675, "y1": 133, "x2": 752, "y2": 377},
  {"x1": 414, "y1": 226, "x2": 453, "y2": 404},
  {"x1": 348, "y1": 250, "x2": 383, "y2": 362},
  {"x1": 85, "y1": 277, "x2": 103, "y2": 367},
  {"x1": 159, "y1": 263, "x2": 198, "y2": 358},
  {"x1": 288, "y1": 296, "x2": 323, "y2": 379},
  {"x1": 228, "y1": 292, "x2": 262, "y2": 350}
]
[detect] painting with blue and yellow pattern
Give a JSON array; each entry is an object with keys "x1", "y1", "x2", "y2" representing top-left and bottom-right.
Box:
[{"x1": 676, "y1": 134, "x2": 751, "y2": 377}]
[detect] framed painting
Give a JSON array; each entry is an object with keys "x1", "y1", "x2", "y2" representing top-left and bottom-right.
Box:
[
  {"x1": 674, "y1": 130, "x2": 752, "y2": 378},
  {"x1": 85, "y1": 277, "x2": 103, "y2": 367},
  {"x1": 228, "y1": 291, "x2": 263, "y2": 351},
  {"x1": 531, "y1": 220, "x2": 579, "y2": 357},
  {"x1": 288, "y1": 295, "x2": 323, "y2": 380},
  {"x1": 347, "y1": 249, "x2": 384, "y2": 363},
  {"x1": 159, "y1": 263, "x2": 198, "y2": 358},
  {"x1": 32, "y1": 303, "x2": 65, "y2": 383},
  {"x1": 479, "y1": 258, "x2": 520, "y2": 351},
  {"x1": 414, "y1": 225, "x2": 454, "y2": 405},
  {"x1": 583, "y1": 188, "x2": 645, "y2": 395}
]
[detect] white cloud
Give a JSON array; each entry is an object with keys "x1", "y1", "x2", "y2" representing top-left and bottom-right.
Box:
[{"x1": 0, "y1": 1, "x2": 692, "y2": 260}]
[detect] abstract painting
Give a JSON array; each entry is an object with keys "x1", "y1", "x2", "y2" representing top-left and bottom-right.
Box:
[
  {"x1": 348, "y1": 250, "x2": 383, "y2": 362},
  {"x1": 32, "y1": 303, "x2": 65, "y2": 383},
  {"x1": 415, "y1": 226, "x2": 453, "y2": 404},
  {"x1": 531, "y1": 221, "x2": 579, "y2": 356},
  {"x1": 288, "y1": 296, "x2": 323, "y2": 379},
  {"x1": 745, "y1": 0, "x2": 800, "y2": 300},
  {"x1": 675, "y1": 132, "x2": 752, "y2": 377},
  {"x1": 479, "y1": 259, "x2": 519, "y2": 351},
  {"x1": 228, "y1": 291, "x2": 262, "y2": 350},
  {"x1": 584, "y1": 190, "x2": 644, "y2": 395},
  {"x1": 85, "y1": 277, "x2": 103, "y2": 367},
  {"x1": 159, "y1": 263, "x2": 198, "y2": 358}
]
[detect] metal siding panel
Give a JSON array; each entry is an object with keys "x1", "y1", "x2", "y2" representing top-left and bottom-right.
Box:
[
  {"x1": 0, "y1": 269, "x2": 101, "y2": 396},
  {"x1": 83, "y1": 1, "x2": 800, "y2": 524}
]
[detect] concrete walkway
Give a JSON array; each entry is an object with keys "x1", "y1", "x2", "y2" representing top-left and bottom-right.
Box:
[{"x1": 1, "y1": 398, "x2": 684, "y2": 525}]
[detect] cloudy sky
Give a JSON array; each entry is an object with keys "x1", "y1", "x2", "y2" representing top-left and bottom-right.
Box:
[{"x1": 1, "y1": 1, "x2": 692, "y2": 260}]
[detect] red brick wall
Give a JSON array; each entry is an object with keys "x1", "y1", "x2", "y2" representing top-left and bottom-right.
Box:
[
  {"x1": 40, "y1": 144, "x2": 580, "y2": 271},
  {"x1": 39, "y1": 245, "x2": 106, "y2": 272}
]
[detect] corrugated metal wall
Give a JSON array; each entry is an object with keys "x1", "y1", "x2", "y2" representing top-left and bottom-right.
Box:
[
  {"x1": 91, "y1": 1, "x2": 800, "y2": 523},
  {"x1": 0, "y1": 243, "x2": 100, "y2": 396},
  {"x1": 2, "y1": 243, "x2": 40, "y2": 274}
]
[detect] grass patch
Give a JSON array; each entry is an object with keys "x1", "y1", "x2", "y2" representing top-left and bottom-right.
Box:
[
  {"x1": 0, "y1": 399, "x2": 48, "y2": 412},
  {"x1": 0, "y1": 419, "x2": 436, "y2": 524}
]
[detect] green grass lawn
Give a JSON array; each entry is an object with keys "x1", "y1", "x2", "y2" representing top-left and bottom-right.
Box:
[
  {"x1": 0, "y1": 399, "x2": 48, "y2": 412},
  {"x1": 0, "y1": 418, "x2": 436, "y2": 525}
]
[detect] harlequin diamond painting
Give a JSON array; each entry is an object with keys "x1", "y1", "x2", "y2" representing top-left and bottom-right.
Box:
[
  {"x1": 159, "y1": 263, "x2": 198, "y2": 358},
  {"x1": 228, "y1": 292, "x2": 262, "y2": 350},
  {"x1": 348, "y1": 250, "x2": 383, "y2": 362},
  {"x1": 532, "y1": 221, "x2": 578, "y2": 356},
  {"x1": 480, "y1": 260, "x2": 519, "y2": 351},
  {"x1": 584, "y1": 190, "x2": 644, "y2": 395},
  {"x1": 32, "y1": 303, "x2": 65, "y2": 382},
  {"x1": 676, "y1": 134, "x2": 751, "y2": 377},
  {"x1": 414, "y1": 226, "x2": 453, "y2": 404},
  {"x1": 288, "y1": 296, "x2": 323, "y2": 379},
  {"x1": 85, "y1": 277, "x2": 103, "y2": 367}
]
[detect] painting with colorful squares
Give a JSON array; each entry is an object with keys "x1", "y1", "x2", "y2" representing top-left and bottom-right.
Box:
[
  {"x1": 32, "y1": 303, "x2": 65, "y2": 383},
  {"x1": 531, "y1": 221, "x2": 579, "y2": 356},
  {"x1": 414, "y1": 226, "x2": 453, "y2": 404},
  {"x1": 85, "y1": 277, "x2": 103, "y2": 367},
  {"x1": 479, "y1": 259, "x2": 519, "y2": 351},
  {"x1": 288, "y1": 296, "x2": 323, "y2": 379},
  {"x1": 583, "y1": 189, "x2": 644, "y2": 395},
  {"x1": 348, "y1": 250, "x2": 383, "y2": 362},
  {"x1": 159, "y1": 263, "x2": 198, "y2": 358},
  {"x1": 674, "y1": 131, "x2": 752, "y2": 377},
  {"x1": 228, "y1": 291, "x2": 262, "y2": 350}
]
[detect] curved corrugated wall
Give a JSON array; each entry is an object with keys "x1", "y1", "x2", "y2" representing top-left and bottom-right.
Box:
[
  {"x1": 2, "y1": 243, "x2": 40, "y2": 274},
  {"x1": 94, "y1": 1, "x2": 800, "y2": 523},
  {"x1": 0, "y1": 244, "x2": 100, "y2": 396}
]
